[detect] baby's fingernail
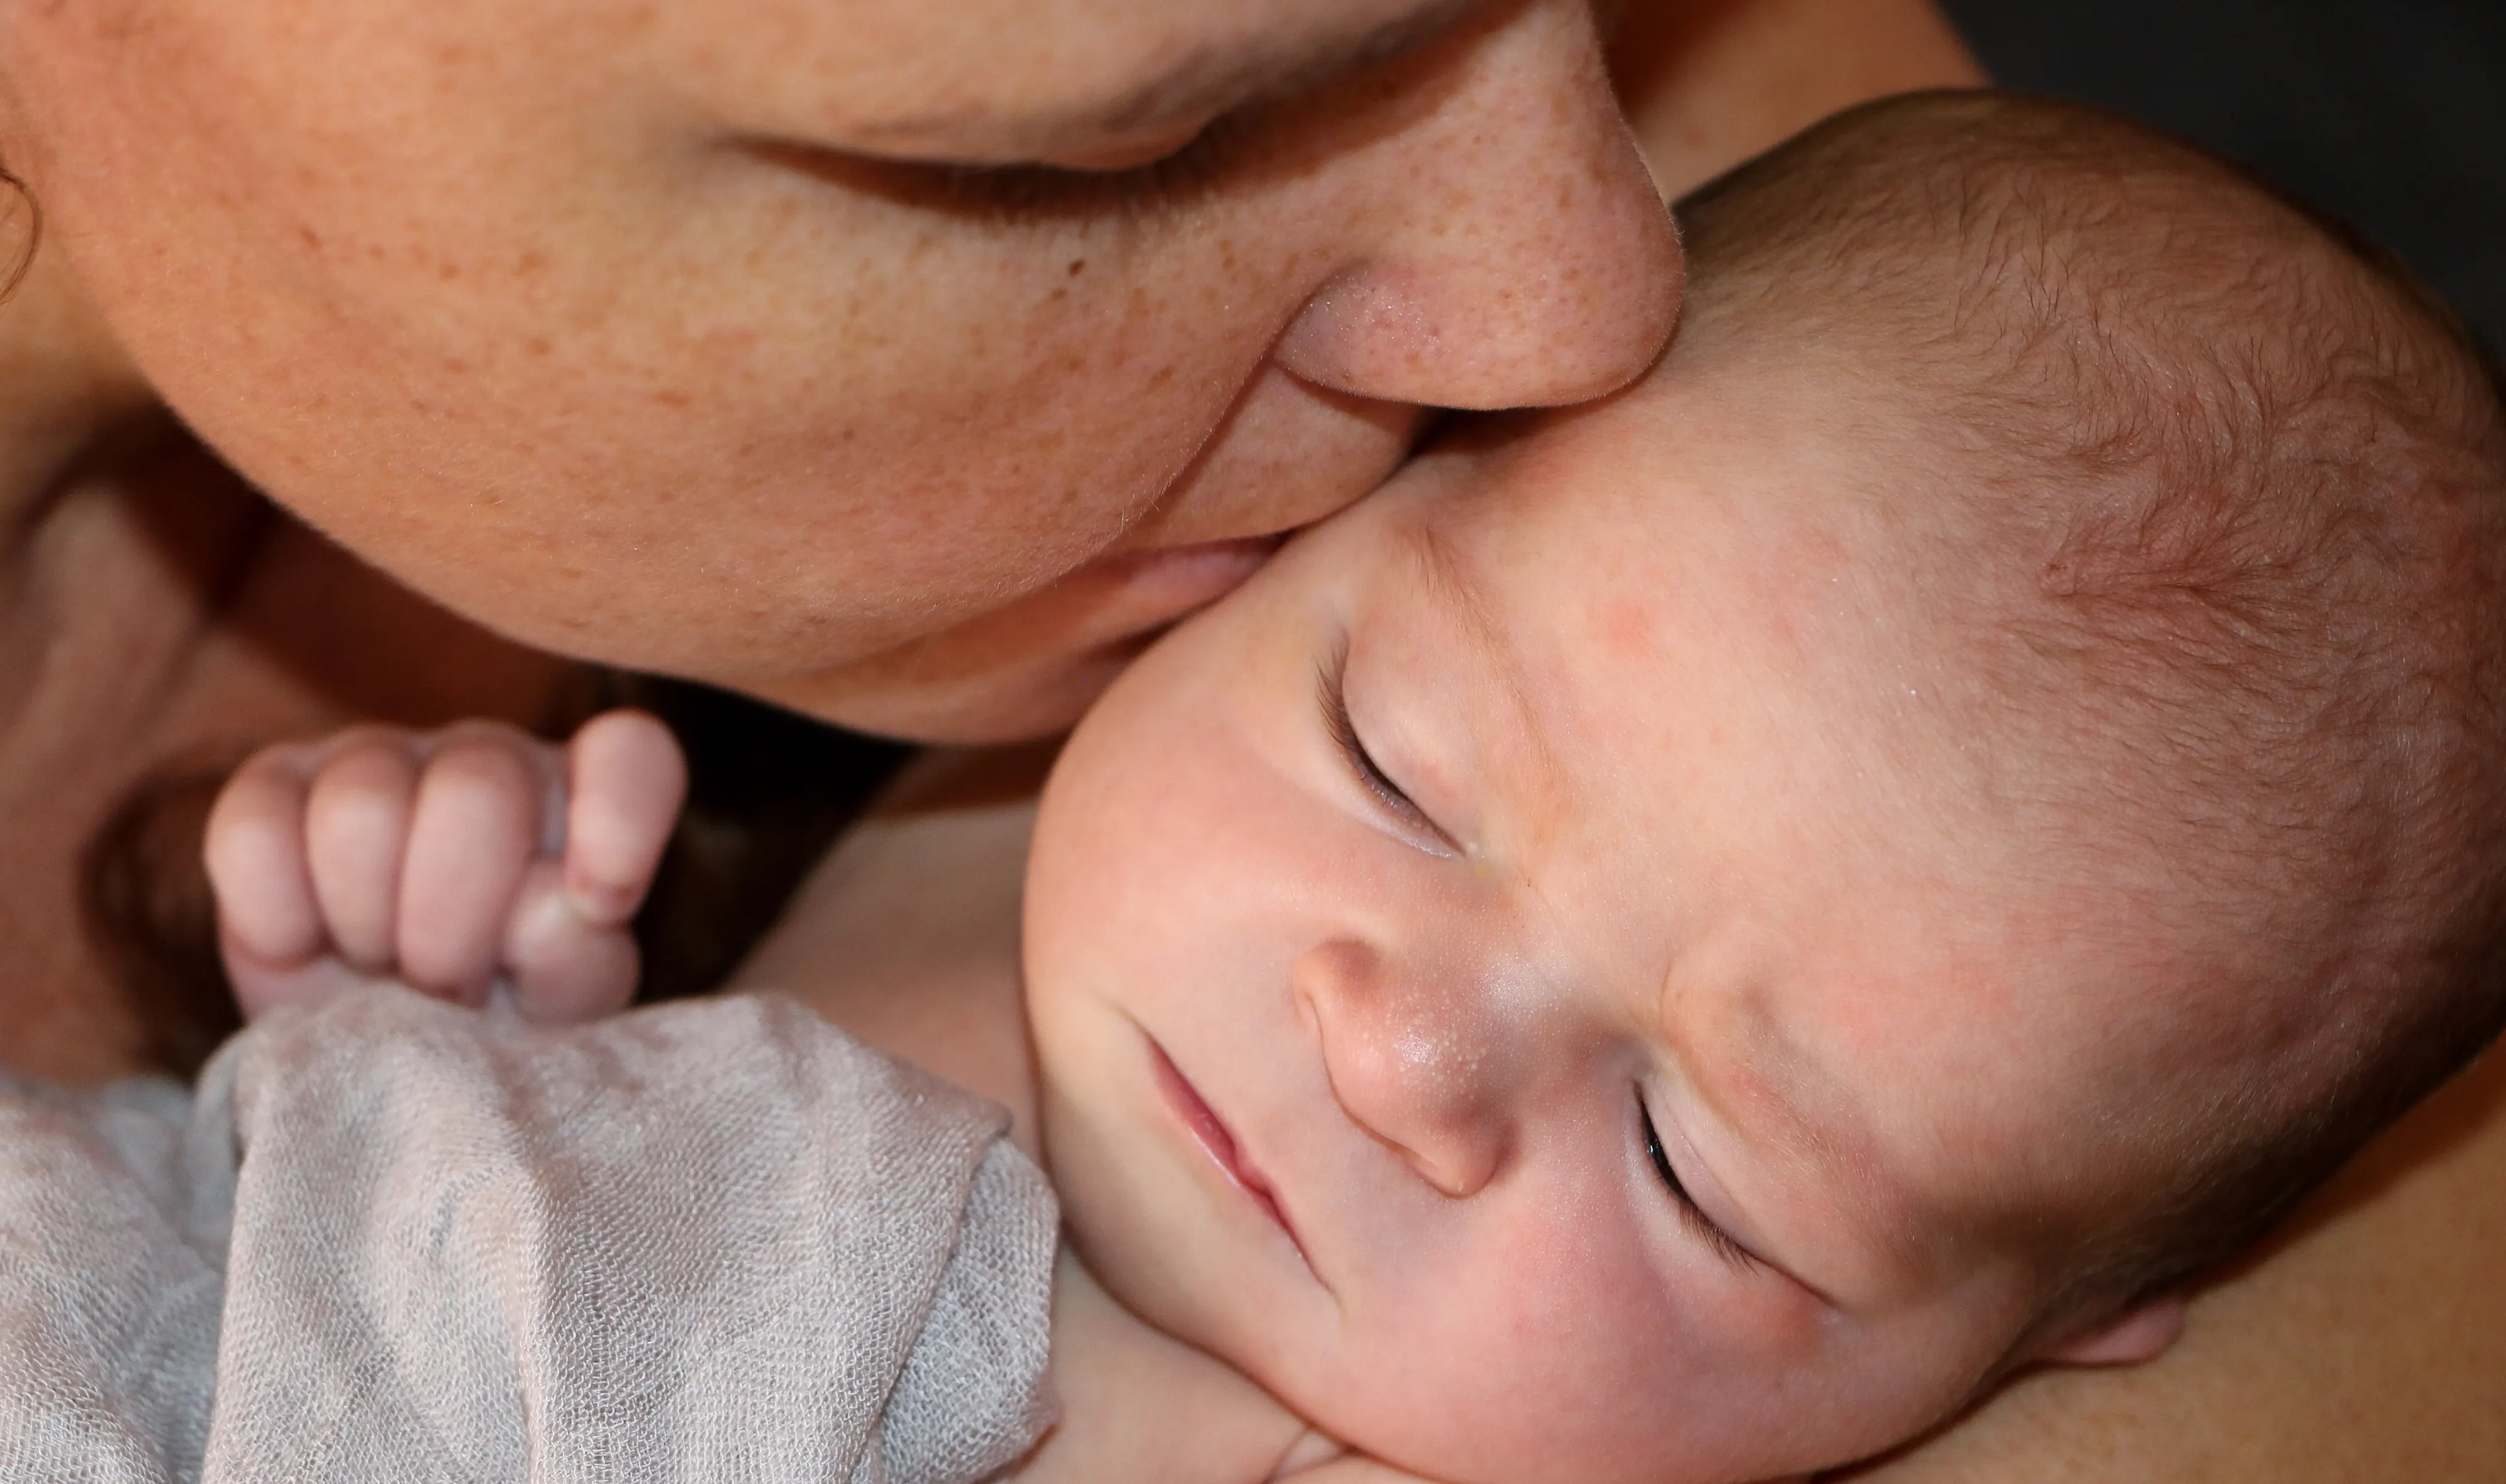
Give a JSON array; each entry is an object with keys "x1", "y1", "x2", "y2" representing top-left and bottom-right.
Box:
[{"x1": 563, "y1": 871, "x2": 639, "y2": 928}]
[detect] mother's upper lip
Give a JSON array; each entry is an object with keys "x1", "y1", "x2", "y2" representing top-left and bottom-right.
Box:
[{"x1": 1150, "y1": 1039, "x2": 1310, "y2": 1262}]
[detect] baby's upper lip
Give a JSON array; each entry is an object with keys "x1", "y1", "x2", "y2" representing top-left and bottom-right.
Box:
[{"x1": 1150, "y1": 1040, "x2": 1311, "y2": 1266}]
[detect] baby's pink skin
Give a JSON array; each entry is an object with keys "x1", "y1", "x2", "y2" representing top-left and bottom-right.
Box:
[
  {"x1": 206, "y1": 711, "x2": 684, "y2": 1024},
  {"x1": 1023, "y1": 360, "x2": 2189, "y2": 1484}
]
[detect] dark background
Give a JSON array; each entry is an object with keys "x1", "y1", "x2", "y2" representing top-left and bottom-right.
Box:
[{"x1": 1942, "y1": 1, "x2": 2506, "y2": 353}]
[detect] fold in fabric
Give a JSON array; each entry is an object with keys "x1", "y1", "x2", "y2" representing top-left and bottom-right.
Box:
[{"x1": 0, "y1": 988, "x2": 1058, "y2": 1484}]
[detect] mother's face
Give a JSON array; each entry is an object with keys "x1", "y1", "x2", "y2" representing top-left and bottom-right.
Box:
[{"x1": 0, "y1": 0, "x2": 1677, "y2": 738}]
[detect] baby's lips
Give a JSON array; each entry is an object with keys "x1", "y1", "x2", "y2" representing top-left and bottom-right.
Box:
[{"x1": 1152, "y1": 1041, "x2": 1305, "y2": 1255}]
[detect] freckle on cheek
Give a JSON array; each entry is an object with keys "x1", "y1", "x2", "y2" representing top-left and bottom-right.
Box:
[{"x1": 1593, "y1": 597, "x2": 1654, "y2": 659}]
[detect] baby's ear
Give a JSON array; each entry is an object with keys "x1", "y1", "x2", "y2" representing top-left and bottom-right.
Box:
[{"x1": 2036, "y1": 1295, "x2": 2186, "y2": 1367}]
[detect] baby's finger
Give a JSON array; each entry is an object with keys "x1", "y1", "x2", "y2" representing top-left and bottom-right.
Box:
[
  {"x1": 563, "y1": 709, "x2": 686, "y2": 927},
  {"x1": 204, "y1": 748, "x2": 325, "y2": 967},
  {"x1": 502, "y1": 858, "x2": 640, "y2": 1024},
  {"x1": 221, "y1": 927, "x2": 393, "y2": 1023},
  {"x1": 396, "y1": 734, "x2": 545, "y2": 1001},
  {"x1": 303, "y1": 735, "x2": 421, "y2": 971}
]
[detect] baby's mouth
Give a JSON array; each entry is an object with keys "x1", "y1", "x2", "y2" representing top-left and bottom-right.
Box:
[{"x1": 1149, "y1": 1041, "x2": 1307, "y2": 1261}]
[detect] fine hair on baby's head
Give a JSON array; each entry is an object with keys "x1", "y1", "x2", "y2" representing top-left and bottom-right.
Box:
[
  {"x1": 1677, "y1": 90, "x2": 2506, "y2": 1337},
  {"x1": 1019, "y1": 89, "x2": 2506, "y2": 1484}
]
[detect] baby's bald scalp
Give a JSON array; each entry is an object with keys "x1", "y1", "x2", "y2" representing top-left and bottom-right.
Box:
[{"x1": 1671, "y1": 91, "x2": 2506, "y2": 1322}]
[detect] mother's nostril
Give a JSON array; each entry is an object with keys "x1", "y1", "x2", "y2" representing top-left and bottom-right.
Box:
[{"x1": 1264, "y1": 0, "x2": 1683, "y2": 415}]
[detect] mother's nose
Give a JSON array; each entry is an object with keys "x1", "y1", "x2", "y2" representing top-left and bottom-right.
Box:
[
  {"x1": 1272, "y1": 0, "x2": 1682, "y2": 413},
  {"x1": 1294, "y1": 938, "x2": 1513, "y2": 1198}
]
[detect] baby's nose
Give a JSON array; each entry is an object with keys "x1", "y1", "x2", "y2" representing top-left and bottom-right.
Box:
[{"x1": 1293, "y1": 939, "x2": 1510, "y2": 1198}]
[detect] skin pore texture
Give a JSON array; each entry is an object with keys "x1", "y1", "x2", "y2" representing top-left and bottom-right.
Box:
[{"x1": 0, "y1": 0, "x2": 1689, "y2": 742}]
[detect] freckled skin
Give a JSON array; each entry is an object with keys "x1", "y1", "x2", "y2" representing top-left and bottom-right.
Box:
[{"x1": 0, "y1": 0, "x2": 1679, "y2": 741}]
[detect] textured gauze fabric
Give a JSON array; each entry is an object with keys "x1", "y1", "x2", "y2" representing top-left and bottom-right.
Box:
[{"x1": 0, "y1": 987, "x2": 1059, "y2": 1484}]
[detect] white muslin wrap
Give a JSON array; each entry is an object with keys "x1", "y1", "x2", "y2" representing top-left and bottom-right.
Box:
[{"x1": 0, "y1": 988, "x2": 1058, "y2": 1484}]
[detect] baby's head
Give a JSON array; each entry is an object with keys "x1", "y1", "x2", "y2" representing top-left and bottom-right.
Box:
[{"x1": 1022, "y1": 92, "x2": 2506, "y2": 1484}]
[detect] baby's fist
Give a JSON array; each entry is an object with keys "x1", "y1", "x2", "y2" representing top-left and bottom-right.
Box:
[{"x1": 205, "y1": 711, "x2": 687, "y2": 1025}]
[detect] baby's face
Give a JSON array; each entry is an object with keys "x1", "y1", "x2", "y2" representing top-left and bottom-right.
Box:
[{"x1": 1025, "y1": 365, "x2": 2161, "y2": 1483}]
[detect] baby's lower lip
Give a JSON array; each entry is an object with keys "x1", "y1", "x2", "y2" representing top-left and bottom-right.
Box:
[{"x1": 1149, "y1": 1041, "x2": 1303, "y2": 1253}]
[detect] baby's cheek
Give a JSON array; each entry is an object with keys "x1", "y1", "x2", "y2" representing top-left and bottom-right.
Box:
[{"x1": 1316, "y1": 1192, "x2": 1708, "y2": 1482}]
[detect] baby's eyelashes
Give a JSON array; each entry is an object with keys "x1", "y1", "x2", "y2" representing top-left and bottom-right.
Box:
[
  {"x1": 1637, "y1": 1092, "x2": 1761, "y2": 1273},
  {"x1": 1320, "y1": 650, "x2": 1462, "y2": 857}
]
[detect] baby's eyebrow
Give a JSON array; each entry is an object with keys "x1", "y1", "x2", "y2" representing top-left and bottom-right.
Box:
[
  {"x1": 1400, "y1": 514, "x2": 1572, "y2": 795},
  {"x1": 1686, "y1": 987, "x2": 1939, "y2": 1298},
  {"x1": 1403, "y1": 516, "x2": 1504, "y2": 655}
]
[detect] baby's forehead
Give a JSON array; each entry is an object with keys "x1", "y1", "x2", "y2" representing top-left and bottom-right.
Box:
[
  {"x1": 1389, "y1": 367, "x2": 2049, "y2": 926},
  {"x1": 1411, "y1": 91, "x2": 2500, "y2": 1335},
  {"x1": 1369, "y1": 395, "x2": 2346, "y2": 1326},
  {"x1": 1428, "y1": 506, "x2": 2261, "y2": 1144}
]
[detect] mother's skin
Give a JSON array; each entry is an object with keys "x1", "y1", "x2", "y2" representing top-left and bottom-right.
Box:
[
  {"x1": 0, "y1": 1, "x2": 2495, "y2": 1478},
  {"x1": 8, "y1": 0, "x2": 1695, "y2": 744},
  {"x1": 0, "y1": 0, "x2": 1686, "y2": 1077}
]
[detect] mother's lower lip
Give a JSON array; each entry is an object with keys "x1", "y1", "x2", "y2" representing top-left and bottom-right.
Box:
[
  {"x1": 1149, "y1": 1041, "x2": 1302, "y2": 1251},
  {"x1": 1081, "y1": 536, "x2": 1279, "y2": 616}
]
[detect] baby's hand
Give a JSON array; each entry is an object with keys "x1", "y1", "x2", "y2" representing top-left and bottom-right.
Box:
[{"x1": 205, "y1": 711, "x2": 687, "y2": 1025}]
